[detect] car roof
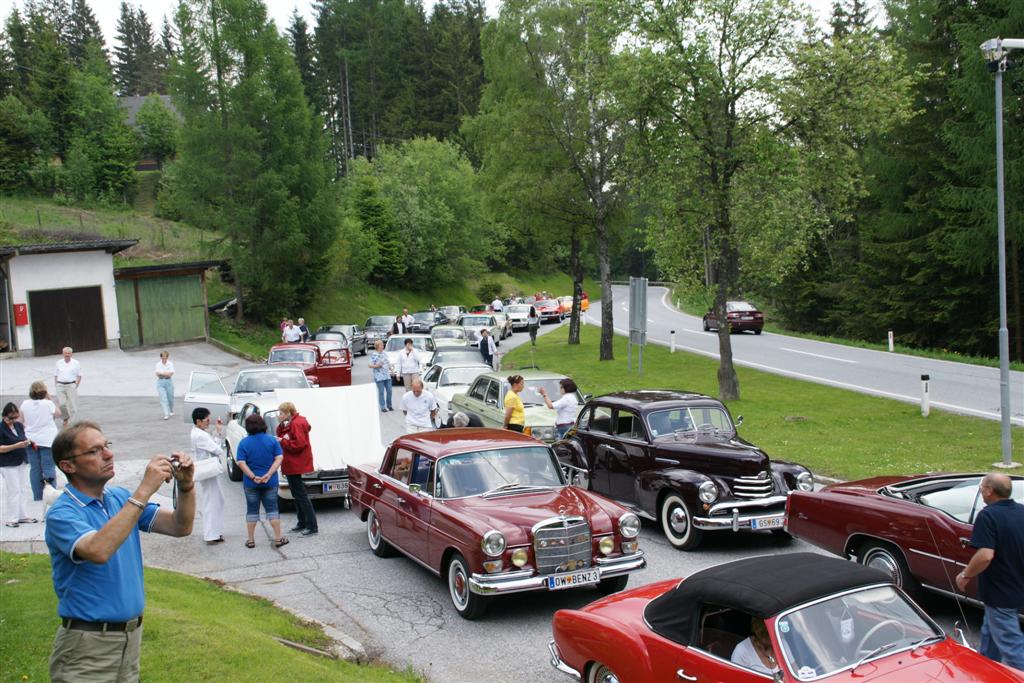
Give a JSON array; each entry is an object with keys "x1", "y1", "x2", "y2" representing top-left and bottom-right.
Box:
[
  {"x1": 271, "y1": 343, "x2": 317, "y2": 350},
  {"x1": 391, "y1": 427, "x2": 541, "y2": 458},
  {"x1": 644, "y1": 553, "x2": 889, "y2": 646},
  {"x1": 435, "y1": 362, "x2": 491, "y2": 371},
  {"x1": 474, "y1": 369, "x2": 568, "y2": 381},
  {"x1": 238, "y1": 364, "x2": 307, "y2": 374},
  {"x1": 590, "y1": 390, "x2": 717, "y2": 411}
]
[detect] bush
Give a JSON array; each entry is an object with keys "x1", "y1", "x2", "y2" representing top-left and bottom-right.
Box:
[{"x1": 474, "y1": 276, "x2": 504, "y2": 303}]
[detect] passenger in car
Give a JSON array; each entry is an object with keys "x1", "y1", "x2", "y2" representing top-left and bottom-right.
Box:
[{"x1": 731, "y1": 617, "x2": 780, "y2": 675}]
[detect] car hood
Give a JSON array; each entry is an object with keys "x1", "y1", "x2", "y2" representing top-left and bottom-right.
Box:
[
  {"x1": 434, "y1": 385, "x2": 469, "y2": 402},
  {"x1": 653, "y1": 439, "x2": 769, "y2": 477},
  {"x1": 442, "y1": 486, "x2": 620, "y2": 546},
  {"x1": 851, "y1": 639, "x2": 1024, "y2": 681}
]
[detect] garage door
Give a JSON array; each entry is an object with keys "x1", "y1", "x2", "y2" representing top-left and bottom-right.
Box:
[{"x1": 28, "y1": 286, "x2": 106, "y2": 356}]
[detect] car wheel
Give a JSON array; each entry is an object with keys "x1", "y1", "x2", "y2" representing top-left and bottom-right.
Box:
[
  {"x1": 447, "y1": 552, "x2": 487, "y2": 619},
  {"x1": 703, "y1": 319, "x2": 710, "y2": 332},
  {"x1": 587, "y1": 663, "x2": 620, "y2": 683},
  {"x1": 366, "y1": 508, "x2": 396, "y2": 558},
  {"x1": 596, "y1": 575, "x2": 629, "y2": 595},
  {"x1": 225, "y1": 445, "x2": 243, "y2": 482},
  {"x1": 754, "y1": 329, "x2": 762, "y2": 335},
  {"x1": 660, "y1": 492, "x2": 703, "y2": 551},
  {"x1": 859, "y1": 541, "x2": 918, "y2": 597}
]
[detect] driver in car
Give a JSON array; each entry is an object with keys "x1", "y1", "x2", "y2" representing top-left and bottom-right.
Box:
[{"x1": 731, "y1": 618, "x2": 780, "y2": 675}]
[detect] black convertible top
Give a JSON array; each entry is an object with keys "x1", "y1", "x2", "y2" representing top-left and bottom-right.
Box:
[{"x1": 644, "y1": 553, "x2": 889, "y2": 646}]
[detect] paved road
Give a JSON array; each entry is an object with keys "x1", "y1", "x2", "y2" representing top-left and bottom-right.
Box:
[{"x1": 588, "y1": 285, "x2": 1024, "y2": 426}]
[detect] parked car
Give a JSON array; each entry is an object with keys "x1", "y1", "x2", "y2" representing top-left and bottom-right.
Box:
[
  {"x1": 787, "y1": 473, "x2": 1024, "y2": 612},
  {"x1": 703, "y1": 300, "x2": 765, "y2": 334},
  {"x1": 505, "y1": 304, "x2": 532, "y2": 331},
  {"x1": 267, "y1": 342, "x2": 351, "y2": 387},
  {"x1": 384, "y1": 334, "x2": 436, "y2": 384},
  {"x1": 349, "y1": 429, "x2": 646, "y2": 619},
  {"x1": 182, "y1": 366, "x2": 311, "y2": 424},
  {"x1": 364, "y1": 315, "x2": 395, "y2": 346},
  {"x1": 534, "y1": 299, "x2": 564, "y2": 323},
  {"x1": 548, "y1": 552, "x2": 1019, "y2": 683},
  {"x1": 492, "y1": 312, "x2": 513, "y2": 339},
  {"x1": 440, "y1": 305, "x2": 466, "y2": 320},
  {"x1": 449, "y1": 370, "x2": 585, "y2": 443},
  {"x1": 556, "y1": 296, "x2": 574, "y2": 315},
  {"x1": 553, "y1": 390, "x2": 813, "y2": 550},
  {"x1": 314, "y1": 324, "x2": 367, "y2": 356},
  {"x1": 456, "y1": 314, "x2": 502, "y2": 345},
  {"x1": 408, "y1": 310, "x2": 448, "y2": 334},
  {"x1": 421, "y1": 362, "x2": 492, "y2": 422},
  {"x1": 308, "y1": 330, "x2": 347, "y2": 345},
  {"x1": 430, "y1": 325, "x2": 470, "y2": 348},
  {"x1": 428, "y1": 346, "x2": 487, "y2": 371},
  {"x1": 469, "y1": 304, "x2": 490, "y2": 313}
]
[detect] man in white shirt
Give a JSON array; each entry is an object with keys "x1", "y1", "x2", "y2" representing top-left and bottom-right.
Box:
[
  {"x1": 401, "y1": 308, "x2": 415, "y2": 328},
  {"x1": 401, "y1": 379, "x2": 438, "y2": 433},
  {"x1": 154, "y1": 351, "x2": 176, "y2": 420},
  {"x1": 490, "y1": 297, "x2": 503, "y2": 312},
  {"x1": 282, "y1": 320, "x2": 303, "y2": 343},
  {"x1": 397, "y1": 338, "x2": 422, "y2": 386},
  {"x1": 54, "y1": 347, "x2": 81, "y2": 426}
]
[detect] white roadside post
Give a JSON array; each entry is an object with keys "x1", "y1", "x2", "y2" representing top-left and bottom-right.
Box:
[
  {"x1": 670, "y1": 330, "x2": 676, "y2": 353},
  {"x1": 920, "y1": 374, "x2": 930, "y2": 418},
  {"x1": 887, "y1": 331, "x2": 894, "y2": 352}
]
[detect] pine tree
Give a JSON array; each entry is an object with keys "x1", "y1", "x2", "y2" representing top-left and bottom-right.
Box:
[
  {"x1": 287, "y1": 10, "x2": 316, "y2": 105},
  {"x1": 113, "y1": 2, "x2": 139, "y2": 95},
  {"x1": 4, "y1": 9, "x2": 31, "y2": 92},
  {"x1": 67, "y1": 0, "x2": 106, "y2": 67}
]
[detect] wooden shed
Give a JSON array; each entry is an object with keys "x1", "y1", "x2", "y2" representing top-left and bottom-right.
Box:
[{"x1": 114, "y1": 261, "x2": 222, "y2": 349}]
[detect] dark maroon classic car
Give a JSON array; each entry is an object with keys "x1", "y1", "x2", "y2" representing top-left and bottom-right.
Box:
[
  {"x1": 348, "y1": 428, "x2": 646, "y2": 619},
  {"x1": 786, "y1": 473, "x2": 1024, "y2": 611},
  {"x1": 703, "y1": 300, "x2": 764, "y2": 334},
  {"x1": 553, "y1": 391, "x2": 813, "y2": 550}
]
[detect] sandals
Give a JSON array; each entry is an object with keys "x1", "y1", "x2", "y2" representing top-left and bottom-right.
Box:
[
  {"x1": 18, "y1": 517, "x2": 38, "y2": 524},
  {"x1": 4, "y1": 521, "x2": 18, "y2": 528},
  {"x1": 274, "y1": 537, "x2": 289, "y2": 548},
  {"x1": 244, "y1": 540, "x2": 255, "y2": 548}
]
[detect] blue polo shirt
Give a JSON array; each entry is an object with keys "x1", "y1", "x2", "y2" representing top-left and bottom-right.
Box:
[
  {"x1": 236, "y1": 433, "x2": 282, "y2": 489},
  {"x1": 969, "y1": 498, "x2": 1024, "y2": 609},
  {"x1": 45, "y1": 484, "x2": 159, "y2": 622}
]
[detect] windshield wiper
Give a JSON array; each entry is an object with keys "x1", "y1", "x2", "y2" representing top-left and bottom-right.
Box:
[
  {"x1": 852, "y1": 642, "x2": 899, "y2": 670},
  {"x1": 907, "y1": 634, "x2": 944, "y2": 651},
  {"x1": 481, "y1": 483, "x2": 526, "y2": 497}
]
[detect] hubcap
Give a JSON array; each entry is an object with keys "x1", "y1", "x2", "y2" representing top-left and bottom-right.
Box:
[
  {"x1": 865, "y1": 551, "x2": 901, "y2": 584},
  {"x1": 368, "y1": 513, "x2": 380, "y2": 546},
  {"x1": 450, "y1": 562, "x2": 468, "y2": 608},
  {"x1": 669, "y1": 506, "x2": 689, "y2": 534},
  {"x1": 595, "y1": 667, "x2": 619, "y2": 683}
]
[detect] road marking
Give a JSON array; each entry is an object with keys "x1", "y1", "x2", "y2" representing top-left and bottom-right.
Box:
[{"x1": 780, "y1": 347, "x2": 857, "y2": 364}]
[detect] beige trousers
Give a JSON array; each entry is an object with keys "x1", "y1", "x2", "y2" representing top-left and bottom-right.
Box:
[
  {"x1": 49, "y1": 622, "x2": 143, "y2": 683},
  {"x1": 56, "y1": 383, "x2": 79, "y2": 423}
]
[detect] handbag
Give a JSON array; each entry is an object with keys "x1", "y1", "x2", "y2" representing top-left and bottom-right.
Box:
[{"x1": 192, "y1": 455, "x2": 222, "y2": 482}]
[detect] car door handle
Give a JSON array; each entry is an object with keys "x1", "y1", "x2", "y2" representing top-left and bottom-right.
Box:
[
  {"x1": 677, "y1": 670, "x2": 697, "y2": 681},
  {"x1": 959, "y1": 537, "x2": 970, "y2": 547},
  {"x1": 371, "y1": 483, "x2": 382, "y2": 490},
  {"x1": 396, "y1": 497, "x2": 406, "y2": 506}
]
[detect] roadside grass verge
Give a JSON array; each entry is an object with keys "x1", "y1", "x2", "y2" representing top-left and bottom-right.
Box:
[
  {"x1": 0, "y1": 552, "x2": 422, "y2": 683},
  {"x1": 502, "y1": 325, "x2": 1022, "y2": 481}
]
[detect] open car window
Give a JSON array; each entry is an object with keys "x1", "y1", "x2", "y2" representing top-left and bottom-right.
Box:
[
  {"x1": 390, "y1": 449, "x2": 414, "y2": 485},
  {"x1": 615, "y1": 411, "x2": 646, "y2": 440},
  {"x1": 917, "y1": 478, "x2": 1024, "y2": 524},
  {"x1": 589, "y1": 406, "x2": 613, "y2": 434},
  {"x1": 695, "y1": 606, "x2": 775, "y2": 677},
  {"x1": 484, "y1": 381, "x2": 499, "y2": 406},
  {"x1": 410, "y1": 455, "x2": 433, "y2": 490}
]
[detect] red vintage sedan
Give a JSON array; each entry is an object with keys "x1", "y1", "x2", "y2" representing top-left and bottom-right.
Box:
[
  {"x1": 349, "y1": 428, "x2": 646, "y2": 619},
  {"x1": 267, "y1": 342, "x2": 351, "y2": 387},
  {"x1": 786, "y1": 473, "x2": 1024, "y2": 612},
  {"x1": 549, "y1": 553, "x2": 1024, "y2": 682}
]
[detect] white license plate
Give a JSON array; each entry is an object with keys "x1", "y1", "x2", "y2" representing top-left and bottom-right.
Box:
[
  {"x1": 741, "y1": 316, "x2": 753, "y2": 320},
  {"x1": 547, "y1": 569, "x2": 600, "y2": 590},
  {"x1": 323, "y1": 481, "x2": 348, "y2": 494},
  {"x1": 751, "y1": 516, "x2": 784, "y2": 530}
]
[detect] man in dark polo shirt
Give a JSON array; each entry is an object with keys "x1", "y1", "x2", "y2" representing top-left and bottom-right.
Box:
[
  {"x1": 956, "y1": 472, "x2": 1024, "y2": 671},
  {"x1": 45, "y1": 421, "x2": 196, "y2": 682}
]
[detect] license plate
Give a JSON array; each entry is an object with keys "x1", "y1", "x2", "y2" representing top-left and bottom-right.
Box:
[
  {"x1": 741, "y1": 316, "x2": 753, "y2": 320},
  {"x1": 751, "y1": 516, "x2": 784, "y2": 530},
  {"x1": 323, "y1": 481, "x2": 348, "y2": 494},
  {"x1": 547, "y1": 569, "x2": 600, "y2": 590}
]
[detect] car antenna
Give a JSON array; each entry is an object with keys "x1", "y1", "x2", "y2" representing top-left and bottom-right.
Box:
[{"x1": 923, "y1": 519, "x2": 973, "y2": 640}]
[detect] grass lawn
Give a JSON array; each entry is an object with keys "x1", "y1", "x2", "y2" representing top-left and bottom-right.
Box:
[
  {"x1": 502, "y1": 325, "x2": 1023, "y2": 481},
  {"x1": 0, "y1": 552, "x2": 421, "y2": 683}
]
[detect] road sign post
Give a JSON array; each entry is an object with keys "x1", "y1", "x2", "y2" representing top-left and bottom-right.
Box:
[{"x1": 628, "y1": 277, "x2": 648, "y2": 375}]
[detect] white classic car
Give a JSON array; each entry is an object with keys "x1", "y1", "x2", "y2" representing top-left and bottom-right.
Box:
[{"x1": 420, "y1": 362, "x2": 492, "y2": 423}]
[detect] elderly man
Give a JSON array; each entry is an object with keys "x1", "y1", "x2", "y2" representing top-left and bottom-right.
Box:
[
  {"x1": 401, "y1": 379, "x2": 438, "y2": 433},
  {"x1": 282, "y1": 320, "x2": 303, "y2": 343},
  {"x1": 956, "y1": 472, "x2": 1024, "y2": 671},
  {"x1": 54, "y1": 347, "x2": 82, "y2": 425},
  {"x1": 45, "y1": 422, "x2": 195, "y2": 682}
]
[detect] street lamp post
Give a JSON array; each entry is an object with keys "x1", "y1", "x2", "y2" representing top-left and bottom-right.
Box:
[{"x1": 980, "y1": 38, "x2": 1021, "y2": 468}]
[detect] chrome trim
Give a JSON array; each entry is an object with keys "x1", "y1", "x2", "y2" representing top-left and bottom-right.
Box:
[
  {"x1": 706, "y1": 495, "x2": 787, "y2": 515},
  {"x1": 532, "y1": 515, "x2": 586, "y2": 535},
  {"x1": 469, "y1": 551, "x2": 645, "y2": 596},
  {"x1": 548, "y1": 641, "x2": 581, "y2": 679},
  {"x1": 655, "y1": 457, "x2": 676, "y2": 465},
  {"x1": 907, "y1": 548, "x2": 966, "y2": 567},
  {"x1": 693, "y1": 509, "x2": 783, "y2": 530}
]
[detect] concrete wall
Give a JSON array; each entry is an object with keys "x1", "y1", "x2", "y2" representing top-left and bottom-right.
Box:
[{"x1": 8, "y1": 251, "x2": 119, "y2": 353}]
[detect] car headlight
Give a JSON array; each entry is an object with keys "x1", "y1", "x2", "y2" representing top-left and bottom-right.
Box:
[
  {"x1": 511, "y1": 548, "x2": 529, "y2": 568},
  {"x1": 481, "y1": 530, "x2": 506, "y2": 557},
  {"x1": 598, "y1": 536, "x2": 615, "y2": 555},
  {"x1": 698, "y1": 480, "x2": 719, "y2": 503},
  {"x1": 618, "y1": 513, "x2": 641, "y2": 539},
  {"x1": 796, "y1": 471, "x2": 814, "y2": 491},
  {"x1": 531, "y1": 426, "x2": 555, "y2": 441}
]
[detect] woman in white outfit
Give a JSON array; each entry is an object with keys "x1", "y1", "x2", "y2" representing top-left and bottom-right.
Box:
[
  {"x1": 0, "y1": 403, "x2": 34, "y2": 527},
  {"x1": 190, "y1": 407, "x2": 225, "y2": 544}
]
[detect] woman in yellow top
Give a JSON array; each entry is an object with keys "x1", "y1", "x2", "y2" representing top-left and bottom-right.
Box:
[{"x1": 503, "y1": 375, "x2": 526, "y2": 432}]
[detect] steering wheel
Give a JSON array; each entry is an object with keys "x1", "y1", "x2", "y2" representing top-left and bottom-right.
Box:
[
  {"x1": 855, "y1": 619, "x2": 906, "y2": 657},
  {"x1": 695, "y1": 423, "x2": 717, "y2": 432}
]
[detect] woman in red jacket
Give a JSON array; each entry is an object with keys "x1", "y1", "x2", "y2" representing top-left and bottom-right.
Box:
[{"x1": 275, "y1": 402, "x2": 318, "y2": 536}]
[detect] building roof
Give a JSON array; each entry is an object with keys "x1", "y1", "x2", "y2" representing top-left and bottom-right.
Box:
[
  {"x1": 117, "y1": 94, "x2": 179, "y2": 126},
  {"x1": 114, "y1": 260, "x2": 224, "y2": 279},
  {"x1": 0, "y1": 239, "x2": 138, "y2": 258}
]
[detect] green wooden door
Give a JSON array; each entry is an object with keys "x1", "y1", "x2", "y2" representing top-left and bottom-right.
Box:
[
  {"x1": 137, "y1": 275, "x2": 206, "y2": 345},
  {"x1": 116, "y1": 280, "x2": 140, "y2": 348}
]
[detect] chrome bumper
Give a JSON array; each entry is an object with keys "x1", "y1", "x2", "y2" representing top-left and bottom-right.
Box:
[
  {"x1": 548, "y1": 640, "x2": 581, "y2": 679},
  {"x1": 469, "y1": 551, "x2": 646, "y2": 596},
  {"x1": 278, "y1": 476, "x2": 349, "y2": 500},
  {"x1": 693, "y1": 495, "x2": 787, "y2": 531}
]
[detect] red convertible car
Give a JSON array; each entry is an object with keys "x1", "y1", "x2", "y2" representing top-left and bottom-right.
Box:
[
  {"x1": 787, "y1": 473, "x2": 1024, "y2": 612},
  {"x1": 549, "y1": 553, "x2": 1024, "y2": 682},
  {"x1": 349, "y1": 429, "x2": 646, "y2": 619}
]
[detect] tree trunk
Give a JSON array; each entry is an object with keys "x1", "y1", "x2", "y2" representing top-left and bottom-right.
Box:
[
  {"x1": 713, "y1": 224, "x2": 740, "y2": 400},
  {"x1": 233, "y1": 270, "x2": 244, "y2": 321},
  {"x1": 596, "y1": 212, "x2": 614, "y2": 360},
  {"x1": 568, "y1": 225, "x2": 583, "y2": 344}
]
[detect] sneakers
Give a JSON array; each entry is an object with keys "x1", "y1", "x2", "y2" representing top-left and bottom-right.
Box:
[
  {"x1": 290, "y1": 525, "x2": 306, "y2": 533},
  {"x1": 163, "y1": 415, "x2": 169, "y2": 420},
  {"x1": 299, "y1": 528, "x2": 318, "y2": 537}
]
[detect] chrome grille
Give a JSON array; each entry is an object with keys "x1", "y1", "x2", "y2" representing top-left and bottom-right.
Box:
[
  {"x1": 533, "y1": 518, "x2": 592, "y2": 575},
  {"x1": 732, "y1": 472, "x2": 774, "y2": 499}
]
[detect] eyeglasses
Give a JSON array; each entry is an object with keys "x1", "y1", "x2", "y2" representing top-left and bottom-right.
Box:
[{"x1": 71, "y1": 441, "x2": 113, "y2": 459}]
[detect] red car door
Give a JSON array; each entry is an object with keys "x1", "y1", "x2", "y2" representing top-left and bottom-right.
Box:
[
  {"x1": 395, "y1": 453, "x2": 434, "y2": 562},
  {"x1": 316, "y1": 349, "x2": 352, "y2": 387},
  {"x1": 377, "y1": 448, "x2": 415, "y2": 550},
  {"x1": 673, "y1": 647, "x2": 771, "y2": 683}
]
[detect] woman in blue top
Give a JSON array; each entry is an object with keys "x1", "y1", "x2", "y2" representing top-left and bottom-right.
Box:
[
  {"x1": 235, "y1": 413, "x2": 287, "y2": 548},
  {"x1": 368, "y1": 340, "x2": 394, "y2": 412}
]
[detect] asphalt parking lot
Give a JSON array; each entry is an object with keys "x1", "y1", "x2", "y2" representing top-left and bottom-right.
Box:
[{"x1": 0, "y1": 324, "x2": 985, "y2": 682}]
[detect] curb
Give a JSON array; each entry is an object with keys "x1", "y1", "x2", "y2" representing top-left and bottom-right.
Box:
[{"x1": 207, "y1": 336, "x2": 263, "y2": 363}]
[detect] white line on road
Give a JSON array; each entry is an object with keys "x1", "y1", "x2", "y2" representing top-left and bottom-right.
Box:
[{"x1": 780, "y1": 347, "x2": 857, "y2": 364}]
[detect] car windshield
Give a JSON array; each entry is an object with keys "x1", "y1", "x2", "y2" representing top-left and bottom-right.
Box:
[
  {"x1": 435, "y1": 446, "x2": 565, "y2": 498},
  {"x1": 233, "y1": 370, "x2": 309, "y2": 393},
  {"x1": 365, "y1": 316, "x2": 393, "y2": 327},
  {"x1": 439, "y1": 367, "x2": 486, "y2": 386},
  {"x1": 385, "y1": 336, "x2": 433, "y2": 352},
  {"x1": 441, "y1": 306, "x2": 461, "y2": 316},
  {"x1": 412, "y1": 312, "x2": 434, "y2": 322},
  {"x1": 312, "y1": 331, "x2": 346, "y2": 342},
  {"x1": 776, "y1": 585, "x2": 942, "y2": 680},
  {"x1": 537, "y1": 300, "x2": 557, "y2": 307},
  {"x1": 269, "y1": 349, "x2": 316, "y2": 365},
  {"x1": 432, "y1": 328, "x2": 466, "y2": 341},
  {"x1": 432, "y1": 349, "x2": 482, "y2": 365},
  {"x1": 507, "y1": 305, "x2": 531, "y2": 315},
  {"x1": 518, "y1": 379, "x2": 580, "y2": 407},
  {"x1": 460, "y1": 315, "x2": 491, "y2": 325},
  {"x1": 918, "y1": 477, "x2": 1024, "y2": 524},
  {"x1": 727, "y1": 301, "x2": 758, "y2": 312},
  {"x1": 647, "y1": 406, "x2": 734, "y2": 438}
]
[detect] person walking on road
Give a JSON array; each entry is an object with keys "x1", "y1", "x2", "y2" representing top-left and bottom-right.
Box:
[
  {"x1": 502, "y1": 375, "x2": 527, "y2": 433},
  {"x1": 479, "y1": 329, "x2": 497, "y2": 369},
  {"x1": 491, "y1": 296, "x2": 503, "y2": 313},
  {"x1": 19, "y1": 381, "x2": 60, "y2": 501},
  {"x1": 539, "y1": 378, "x2": 580, "y2": 438},
  {"x1": 235, "y1": 413, "x2": 287, "y2": 549},
  {"x1": 282, "y1": 320, "x2": 302, "y2": 343},
  {"x1": 401, "y1": 308, "x2": 415, "y2": 329},
  {"x1": 297, "y1": 318, "x2": 310, "y2": 342},
  {"x1": 956, "y1": 472, "x2": 1024, "y2": 671},
  {"x1": 401, "y1": 379, "x2": 438, "y2": 433},
  {"x1": 190, "y1": 408, "x2": 225, "y2": 545},
  {"x1": 527, "y1": 306, "x2": 540, "y2": 346},
  {"x1": 154, "y1": 351, "x2": 175, "y2": 420},
  {"x1": 369, "y1": 340, "x2": 394, "y2": 412},
  {"x1": 397, "y1": 338, "x2": 422, "y2": 387},
  {"x1": 276, "y1": 402, "x2": 318, "y2": 537},
  {"x1": 1, "y1": 403, "x2": 34, "y2": 527},
  {"x1": 54, "y1": 347, "x2": 81, "y2": 425},
  {"x1": 45, "y1": 421, "x2": 195, "y2": 683}
]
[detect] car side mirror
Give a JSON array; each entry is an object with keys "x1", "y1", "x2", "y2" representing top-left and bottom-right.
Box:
[
  {"x1": 583, "y1": 393, "x2": 593, "y2": 401},
  {"x1": 409, "y1": 483, "x2": 421, "y2": 494},
  {"x1": 735, "y1": 415, "x2": 743, "y2": 427}
]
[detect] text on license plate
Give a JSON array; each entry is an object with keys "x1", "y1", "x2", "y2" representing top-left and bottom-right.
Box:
[
  {"x1": 323, "y1": 481, "x2": 348, "y2": 494},
  {"x1": 751, "y1": 516, "x2": 784, "y2": 530},
  {"x1": 740, "y1": 316, "x2": 753, "y2": 320},
  {"x1": 547, "y1": 569, "x2": 600, "y2": 590}
]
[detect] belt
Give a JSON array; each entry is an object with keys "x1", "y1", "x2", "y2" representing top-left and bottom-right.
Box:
[
  {"x1": 57, "y1": 381, "x2": 77, "y2": 385},
  {"x1": 556, "y1": 423, "x2": 574, "y2": 427},
  {"x1": 62, "y1": 615, "x2": 143, "y2": 632}
]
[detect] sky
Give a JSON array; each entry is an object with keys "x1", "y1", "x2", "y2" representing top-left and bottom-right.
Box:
[{"x1": 1, "y1": 0, "x2": 850, "y2": 49}]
